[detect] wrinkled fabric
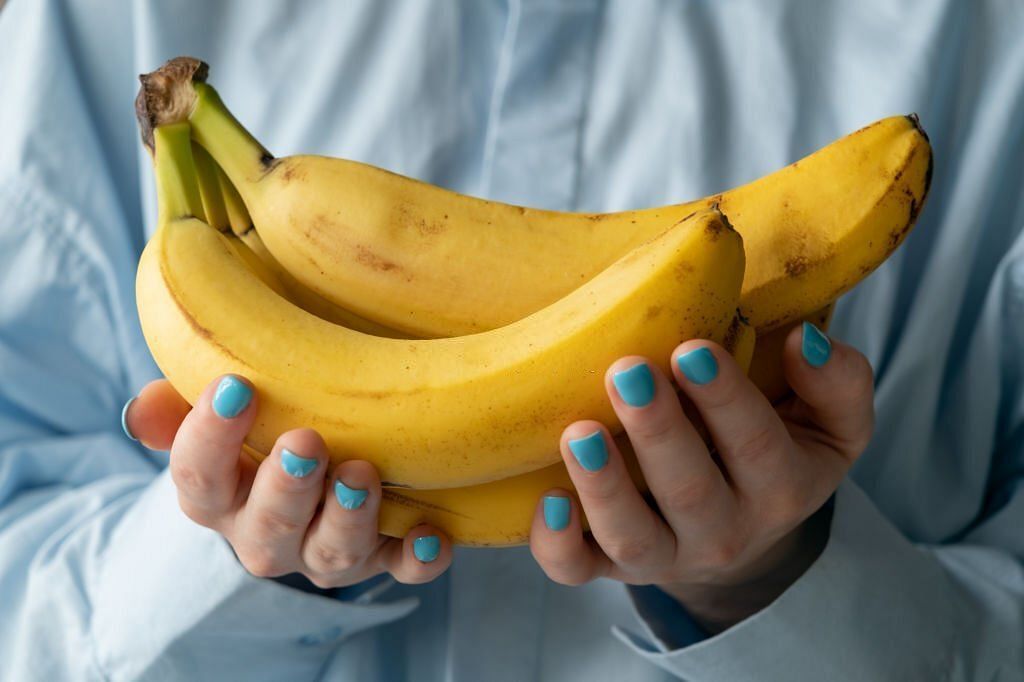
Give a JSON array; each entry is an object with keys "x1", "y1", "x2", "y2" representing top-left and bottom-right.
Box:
[{"x1": 0, "y1": 1, "x2": 1022, "y2": 680}]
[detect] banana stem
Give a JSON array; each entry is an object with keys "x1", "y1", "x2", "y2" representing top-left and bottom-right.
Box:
[
  {"x1": 136, "y1": 58, "x2": 268, "y2": 201},
  {"x1": 218, "y1": 162, "x2": 255, "y2": 237},
  {"x1": 191, "y1": 142, "x2": 231, "y2": 232},
  {"x1": 189, "y1": 82, "x2": 270, "y2": 194},
  {"x1": 154, "y1": 123, "x2": 205, "y2": 223}
]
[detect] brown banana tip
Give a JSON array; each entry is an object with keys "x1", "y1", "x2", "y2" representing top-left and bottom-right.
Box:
[
  {"x1": 736, "y1": 308, "x2": 751, "y2": 326},
  {"x1": 135, "y1": 56, "x2": 209, "y2": 152},
  {"x1": 906, "y1": 112, "x2": 930, "y2": 143}
]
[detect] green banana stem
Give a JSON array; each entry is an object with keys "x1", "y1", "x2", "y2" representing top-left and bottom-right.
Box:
[
  {"x1": 218, "y1": 162, "x2": 255, "y2": 237},
  {"x1": 191, "y1": 142, "x2": 231, "y2": 232},
  {"x1": 154, "y1": 123, "x2": 205, "y2": 224},
  {"x1": 189, "y1": 82, "x2": 270, "y2": 194}
]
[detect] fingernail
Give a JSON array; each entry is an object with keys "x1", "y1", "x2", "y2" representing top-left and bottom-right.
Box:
[
  {"x1": 121, "y1": 397, "x2": 138, "y2": 441},
  {"x1": 802, "y1": 322, "x2": 832, "y2": 368},
  {"x1": 334, "y1": 479, "x2": 368, "y2": 510},
  {"x1": 543, "y1": 496, "x2": 571, "y2": 531},
  {"x1": 413, "y1": 535, "x2": 441, "y2": 563},
  {"x1": 280, "y1": 448, "x2": 318, "y2": 478},
  {"x1": 677, "y1": 347, "x2": 718, "y2": 385},
  {"x1": 612, "y1": 362, "x2": 656, "y2": 407},
  {"x1": 212, "y1": 376, "x2": 252, "y2": 418},
  {"x1": 568, "y1": 430, "x2": 608, "y2": 472}
]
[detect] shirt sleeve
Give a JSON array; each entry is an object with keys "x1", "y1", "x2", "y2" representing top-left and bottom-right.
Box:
[
  {"x1": 0, "y1": 2, "x2": 419, "y2": 679},
  {"x1": 615, "y1": 242, "x2": 1024, "y2": 680},
  {"x1": 0, "y1": 178, "x2": 421, "y2": 681}
]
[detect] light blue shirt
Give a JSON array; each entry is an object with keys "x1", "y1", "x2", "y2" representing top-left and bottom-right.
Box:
[{"x1": 1, "y1": 1, "x2": 1022, "y2": 679}]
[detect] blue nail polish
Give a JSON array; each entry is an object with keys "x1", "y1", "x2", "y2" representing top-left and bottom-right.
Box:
[
  {"x1": 677, "y1": 347, "x2": 718, "y2": 385},
  {"x1": 413, "y1": 535, "x2": 441, "y2": 563},
  {"x1": 802, "y1": 322, "x2": 832, "y2": 368},
  {"x1": 212, "y1": 376, "x2": 252, "y2": 418},
  {"x1": 280, "y1": 448, "x2": 318, "y2": 478},
  {"x1": 543, "y1": 496, "x2": 571, "y2": 531},
  {"x1": 121, "y1": 397, "x2": 139, "y2": 441},
  {"x1": 612, "y1": 363, "x2": 656, "y2": 407},
  {"x1": 568, "y1": 431, "x2": 608, "y2": 472},
  {"x1": 334, "y1": 479, "x2": 368, "y2": 510}
]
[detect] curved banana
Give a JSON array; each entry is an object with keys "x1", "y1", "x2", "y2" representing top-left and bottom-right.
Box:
[
  {"x1": 375, "y1": 317, "x2": 756, "y2": 545},
  {"x1": 135, "y1": 57, "x2": 931, "y2": 337},
  {"x1": 138, "y1": 123, "x2": 746, "y2": 489}
]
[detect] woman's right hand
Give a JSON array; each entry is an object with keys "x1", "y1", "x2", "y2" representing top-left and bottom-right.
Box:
[{"x1": 122, "y1": 375, "x2": 452, "y2": 588}]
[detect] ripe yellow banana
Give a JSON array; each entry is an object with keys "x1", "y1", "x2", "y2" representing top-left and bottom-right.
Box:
[
  {"x1": 137, "y1": 122, "x2": 746, "y2": 489},
  {"x1": 173, "y1": 141, "x2": 819, "y2": 546},
  {"x1": 135, "y1": 58, "x2": 931, "y2": 338},
  {"x1": 191, "y1": 141, "x2": 409, "y2": 338}
]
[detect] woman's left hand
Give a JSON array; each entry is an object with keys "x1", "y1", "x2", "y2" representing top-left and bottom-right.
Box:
[{"x1": 529, "y1": 323, "x2": 875, "y2": 633}]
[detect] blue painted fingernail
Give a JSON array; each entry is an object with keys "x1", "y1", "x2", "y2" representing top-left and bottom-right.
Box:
[
  {"x1": 280, "y1": 448, "x2": 318, "y2": 478},
  {"x1": 212, "y1": 376, "x2": 252, "y2": 418},
  {"x1": 543, "y1": 496, "x2": 571, "y2": 531},
  {"x1": 334, "y1": 479, "x2": 368, "y2": 510},
  {"x1": 568, "y1": 430, "x2": 608, "y2": 472},
  {"x1": 677, "y1": 347, "x2": 718, "y2": 385},
  {"x1": 121, "y1": 397, "x2": 138, "y2": 441},
  {"x1": 612, "y1": 362, "x2": 656, "y2": 407},
  {"x1": 802, "y1": 322, "x2": 832, "y2": 368},
  {"x1": 413, "y1": 535, "x2": 441, "y2": 563}
]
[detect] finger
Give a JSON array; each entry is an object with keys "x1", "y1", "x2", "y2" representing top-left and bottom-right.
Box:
[
  {"x1": 605, "y1": 357, "x2": 736, "y2": 535},
  {"x1": 560, "y1": 421, "x2": 675, "y2": 570},
  {"x1": 781, "y1": 323, "x2": 875, "y2": 457},
  {"x1": 671, "y1": 341, "x2": 795, "y2": 497},
  {"x1": 170, "y1": 374, "x2": 256, "y2": 524},
  {"x1": 376, "y1": 524, "x2": 452, "y2": 585},
  {"x1": 302, "y1": 460, "x2": 382, "y2": 578},
  {"x1": 122, "y1": 379, "x2": 191, "y2": 450},
  {"x1": 529, "y1": 490, "x2": 611, "y2": 586},
  {"x1": 234, "y1": 428, "x2": 329, "y2": 578}
]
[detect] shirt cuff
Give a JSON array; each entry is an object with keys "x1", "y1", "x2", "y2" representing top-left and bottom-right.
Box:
[
  {"x1": 614, "y1": 479, "x2": 958, "y2": 680},
  {"x1": 90, "y1": 470, "x2": 418, "y2": 680}
]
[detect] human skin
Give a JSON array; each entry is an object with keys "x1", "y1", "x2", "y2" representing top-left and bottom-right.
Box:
[{"x1": 124, "y1": 323, "x2": 873, "y2": 630}]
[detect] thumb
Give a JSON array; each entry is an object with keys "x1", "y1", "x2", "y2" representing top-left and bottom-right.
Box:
[
  {"x1": 780, "y1": 322, "x2": 875, "y2": 458},
  {"x1": 123, "y1": 379, "x2": 192, "y2": 451}
]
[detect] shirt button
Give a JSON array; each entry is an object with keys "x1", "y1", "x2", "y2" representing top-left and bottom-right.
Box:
[{"x1": 297, "y1": 625, "x2": 344, "y2": 646}]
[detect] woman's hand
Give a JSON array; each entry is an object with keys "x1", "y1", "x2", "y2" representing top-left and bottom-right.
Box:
[
  {"x1": 123, "y1": 376, "x2": 452, "y2": 588},
  {"x1": 529, "y1": 323, "x2": 874, "y2": 633}
]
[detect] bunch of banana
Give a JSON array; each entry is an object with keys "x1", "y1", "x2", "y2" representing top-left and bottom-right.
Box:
[{"x1": 134, "y1": 57, "x2": 931, "y2": 545}]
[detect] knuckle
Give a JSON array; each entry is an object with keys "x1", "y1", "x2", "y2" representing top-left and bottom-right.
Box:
[
  {"x1": 308, "y1": 544, "x2": 362, "y2": 574},
  {"x1": 700, "y1": 375, "x2": 743, "y2": 410},
  {"x1": 658, "y1": 476, "x2": 717, "y2": 516},
  {"x1": 171, "y1": 462, "x2": 219, "y2": 498},
  {"x1": 250, "y1": 508, "x2": 306, "y2": 538},
  {"x1": 582, "y1": 476, "x2": 625, "y2": 506},
  {"x1": 630, "y1": 415, "x2": 677, "y2": 444},
  {"x1": 601, "y1": 532, "x2": 656, "y2": 566},
  {"x1": 769, "y1": 487, "x2": 812, "y2": 525},
  {"x1": 697, "y1": 538, "x2": 743, "y2": 572},
  {"x1": 238, "y1": 548, "x2": 285, "y2": 578},
  {"x1": 730, "y1": 426, "x2": 780, "y2": 465}
]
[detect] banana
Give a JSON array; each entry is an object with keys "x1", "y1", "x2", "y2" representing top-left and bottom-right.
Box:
[
  {"x1": 191, "y1": 138, "x2": 409, "y2": 337},
  {"x1": 134, "y1": 57, "x2": 931, "y2": 338},
  {"x1": 375, "y1": 317, "x2": 756, "y2": 545},
  {"x1": 137, "y1": 121, "x2": 746, "y2": 489}
]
